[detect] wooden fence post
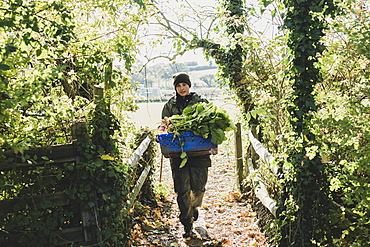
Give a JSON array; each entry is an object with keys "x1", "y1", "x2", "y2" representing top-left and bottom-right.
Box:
[
  {"x1": 93, "y1": 85, "x2": 104, "y2": 103},
  {"x1": 249, "y1": 124, "x2": 259, "y2": 169},
  {"x1": 80, "y1": 191, "x2": 102, "y2": 245},
  {"x1": 104, "y1": 60, "x2": 112, "y2": 91},
  {"x1": 235, "y1": 123, "x2": 245, "y2": 191},
  {"x1": 72, "y1": 122, "x2": 89, "y2": 143},
  {"x1": 71, "y1": 122, "x2": 102, "y2": 245}
]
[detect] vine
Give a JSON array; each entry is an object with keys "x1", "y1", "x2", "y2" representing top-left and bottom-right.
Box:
[
  {"x1": 90, "y1": 98, "x2": 120, "y2": 156},
  {"x1": 279, "y1": 0, "x2": 338, "y2": 246}
]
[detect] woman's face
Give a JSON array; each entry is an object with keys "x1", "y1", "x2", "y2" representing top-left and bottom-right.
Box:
[{"x1": 175, "y1": 82, "x2": 190, "y2": 97}]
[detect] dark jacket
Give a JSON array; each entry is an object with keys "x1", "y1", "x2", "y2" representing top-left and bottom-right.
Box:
[{"x1": 162, "y1": 92, "x2": 208, "y2": 119}]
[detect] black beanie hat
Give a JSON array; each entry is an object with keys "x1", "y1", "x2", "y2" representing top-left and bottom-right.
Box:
[{"x1": 173, "y1": 72, "x2": 191, "y2": 88}]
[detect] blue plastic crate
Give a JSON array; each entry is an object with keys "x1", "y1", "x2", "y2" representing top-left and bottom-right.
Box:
[{"x1": 157, "y1": 132, "x2": 217, "y2": 157}]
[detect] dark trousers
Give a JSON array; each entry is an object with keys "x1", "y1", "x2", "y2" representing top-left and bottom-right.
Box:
[{"x1": 170, "y1": 155, "x2": 211, "y2": 228}]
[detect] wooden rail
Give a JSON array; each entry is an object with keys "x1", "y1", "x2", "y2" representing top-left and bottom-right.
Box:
[
  {"x1": 234, "y1": 125, "x2": 279, "y2": 218},
  {"x1": 123, "y1": 136, "x2": 152, "y2": 215},
  {"x1": 247, "y1": 130, "x2": 279, "y2": 217},
  {"x1": 1, "y1": 144, "x2": 78, "y2": 170},
  {"x1": 247, "y1": 130, "x2": 277, "y2": 174},
  {"x1": 235, "y1": 123, "x2": 245, "y2": 191}
]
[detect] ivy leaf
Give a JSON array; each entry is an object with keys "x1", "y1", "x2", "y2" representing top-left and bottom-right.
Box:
[
  {"x1": 180, "y1": 151, "x2": 187, "y2": 159},
  {"x1": 0, "y1": 64, "x2": 10, "y2": 71},
  {"x1": 102, "y1": 193, "x2": 109, "y2": 201},
  {"x1": 0, "y1": 19, "x2": 15, "y2": 27},
  {"x1": 179, "y1": 156, "x2": 188, "y2": 168},
  {"x1": 100, "y1": 154, "x2": 115, "y2": 161}
]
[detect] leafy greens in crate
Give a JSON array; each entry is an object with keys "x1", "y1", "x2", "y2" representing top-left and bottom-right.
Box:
[
  {"x1": 163, "y1": 102, "x2": 235, "y2": 168},
  {"x1": 168, "y1": 102, "x2": 235, "y2": 145}
]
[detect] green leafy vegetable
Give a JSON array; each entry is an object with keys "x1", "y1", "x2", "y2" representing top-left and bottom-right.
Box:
[
  {"x1": 167, "y1": 102, "x2": 234, "y2": 168},
  {"x1": 168, "y1": 102, "x2": 235, "y2": 145}
]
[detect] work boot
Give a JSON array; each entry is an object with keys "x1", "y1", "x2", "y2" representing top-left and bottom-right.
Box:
[{"x1": 183, "y1": 224, "x2": 195, "y2": 238}]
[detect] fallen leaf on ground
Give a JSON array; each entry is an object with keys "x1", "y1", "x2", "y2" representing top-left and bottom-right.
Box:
[
  {"x1": 216, "y1": 208, "x2": 225, "y2": 213},
  {"x1": 221, "y1": 238, "x2": 231, "y2": 245}
]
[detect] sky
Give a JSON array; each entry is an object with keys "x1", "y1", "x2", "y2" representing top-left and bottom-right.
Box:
[{"x1": 135, "y1": 0, "x2": 279, "y2": 67}]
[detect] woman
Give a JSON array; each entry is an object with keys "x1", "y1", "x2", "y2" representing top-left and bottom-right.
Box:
[{"x1": 161, "y1": 72, "x2": 211, "y2": 238}]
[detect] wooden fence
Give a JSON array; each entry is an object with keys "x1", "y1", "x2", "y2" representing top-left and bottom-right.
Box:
[
  {"x1": 234, "y1": 123, "x2": 279, "y2": 217},
  {"x1": 0, "y1": 122, "x2": 154, "y2": 246}
]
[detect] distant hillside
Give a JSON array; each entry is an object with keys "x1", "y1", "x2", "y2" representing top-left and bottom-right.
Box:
[
  {"x1": 189, "y1": 65, "x2": 218, "y2": 71},
  {"x1": 131, "y1": 62, "x2": 219, "y2": 89}
]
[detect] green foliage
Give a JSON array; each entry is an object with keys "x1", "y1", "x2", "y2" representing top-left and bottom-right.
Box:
[
  {"x1": 0, "y1": 144, "x2": 133, "y2": 247},
  {"x1": 312, "y1": 7, "x2": 370, "y2": 242},
  {"x1": 0, "y1": 0, "x2": 142, "y2": 154},
  {"x1": 2, "y1": 0, "x2": 370, "y2": 245},
  {"x1": 166, "y1": 102, "x2": 234, "y2": 168},
  {"x1": 1, "y1": 0, "x2": 76, "y2": 151},
  {"x1": 312, "y1": 89, "x2": 370, "y2": 245},
  {"x1": 168, "y1": 102, "x2": 236, "y2": 145},
  {"x1": 0, "y1": 101, "x2": 157, "y2": 246},
  {"x1": 278, "y1": 0, "x2": 338, "y2": 246},
  {"x1": 90, "y1": 99, "x2": 120, "y2": 155},
  {"x1": 0, "y1": 0, "x2": 152, "y2": 246}
]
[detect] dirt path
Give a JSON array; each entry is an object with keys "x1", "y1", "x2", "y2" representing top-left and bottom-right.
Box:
[{"x1": 130, "y1": 144, "x2": 269, "y2": 246}]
